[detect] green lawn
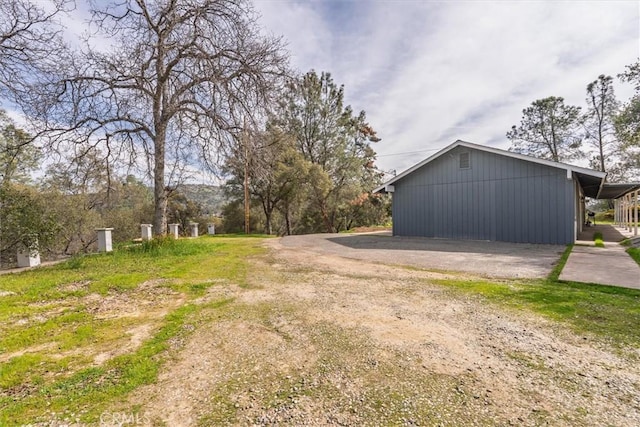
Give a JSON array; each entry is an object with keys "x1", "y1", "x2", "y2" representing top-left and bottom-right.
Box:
[{"x1": 628, "y1": 246, "x2": 640, "y2": 266}]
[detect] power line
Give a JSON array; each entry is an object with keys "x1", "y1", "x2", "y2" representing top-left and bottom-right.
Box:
[{"x1": 376, "y1": 148, "x2": 441, "y2": 157}]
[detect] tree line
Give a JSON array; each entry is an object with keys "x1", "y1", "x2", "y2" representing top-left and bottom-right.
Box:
[
  {"x1": 0, "y1": 0, "x2": 388, "y2": 265},
  {"x1": 507, "y1": 61, "x2": 640, "y2": 181}
]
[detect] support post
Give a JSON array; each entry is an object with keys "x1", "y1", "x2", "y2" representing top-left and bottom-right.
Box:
[
  {"x1": 17, "y1": 238, "x2": 40, "y2": 268},
  {"x1": 140, "y1": 224, "x2": 153, "y2": 241},
  {"x1": 633, "y1": 190, "x2": 640, "y2": 236},
  {"x1": 189, "y1": 222, "x2": 199, "y2": 238},
  {"x1": 168, "y1": 223, "x2": 180, "y2": 239},
  {"x1": 627, "y1": 193, "x2": 632, "y2": 231},
  {"x1": 96, "y1": 228, "x2": 114, "y2": 252}
]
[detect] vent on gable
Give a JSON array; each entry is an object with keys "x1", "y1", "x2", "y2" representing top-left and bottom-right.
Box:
[{"x1": 459, "y1": 152, "x2": 470, "y2": 169}]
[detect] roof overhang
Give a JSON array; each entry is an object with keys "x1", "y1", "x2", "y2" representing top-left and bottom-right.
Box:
[
  {"x1": 575, "y1": 171, "x2": 606, "y2": 199},
  {"x1": 373, "y1": 139, "x2": 607, "y2": 194},
  {"x1": 597, "y1": 183, "x2": 640, "y2": 199}
]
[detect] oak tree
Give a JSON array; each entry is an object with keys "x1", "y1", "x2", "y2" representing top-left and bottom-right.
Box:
[
  {"x1": 0, "y1": 0, "x2": 70, "y2": 100},
  {"x1": 29, "y1": 0, "x2": 287, "y2": 234}
]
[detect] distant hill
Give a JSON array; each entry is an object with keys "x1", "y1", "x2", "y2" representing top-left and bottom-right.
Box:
[{"x1": 176, "y1": 184, "x2": 227, "y2": 215}]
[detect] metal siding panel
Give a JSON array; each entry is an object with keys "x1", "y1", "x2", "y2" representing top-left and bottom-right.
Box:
[
  {"x1": 514, "y1": 176, "x2": 522, "y2": 243},
  {"x1": 390, "y1": 146, "x2": 578, "y2": 243},
  {"x1": 566, "y1": 179, "x2": 576, "y2": 243},
  {"x1": 495, "y1": 178, "x2": 505, "y2": 241},
  {"x1": 423, "y1": 185, "x2": 432, "y2": 237},
  {"x1": 490, "y1": 180, "x2": 497, "y2": 241},
  {"x1": 415, "y1": 186, "x2": 422, "y2": 236},
  {"x1": 534, "y1": 174, "x2": 544, "y2": 243},
  {"x1": 445, "y1": 183, "x2": 454, "y2": 238},
  {"x1": 433, "y1": 184, "x2": 441, "y2": 238},
  {"x1": 442, "y1": 183, "x2": 450, "y2": 238},
  {"x1": 524, "y1": 165, "x2": 533, "y2": 243},
  {"x1": 462, "y1": 182, "x2": 468, "y2": 239},
  {"x1": 509, "y1": 178, "x2": 517, "y2": 242},
  {"x1": 473, "y1": 181, "x2": 480, "y2": 239},
  {"x1": 551, "y1": 175, "x2": 562, "y2": 244}
]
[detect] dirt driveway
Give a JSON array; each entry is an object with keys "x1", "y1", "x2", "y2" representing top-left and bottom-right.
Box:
[
  {"x1": 280, "y1": 232, "x2": 565, "y2": 279},
  {"x1": 129, "y1": 237, "x2": 640, "y2": 426}
]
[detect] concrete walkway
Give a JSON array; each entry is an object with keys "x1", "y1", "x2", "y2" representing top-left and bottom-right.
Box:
[{"x1": 560, "y1": 233, "x2": 640, "y2": 290}]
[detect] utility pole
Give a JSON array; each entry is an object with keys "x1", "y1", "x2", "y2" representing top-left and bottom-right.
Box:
[{"x1": 243, "y1": 120, "x2": 250, "y2": 234}]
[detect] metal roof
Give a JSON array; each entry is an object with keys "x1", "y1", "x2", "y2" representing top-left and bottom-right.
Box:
[{"x1": 598, "y1": 183, "x2": 640, "y2": 199}]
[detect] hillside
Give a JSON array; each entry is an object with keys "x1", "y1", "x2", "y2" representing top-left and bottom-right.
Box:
[{"x1": 176, "y1": 184, "x2": 227, "y2": 215}]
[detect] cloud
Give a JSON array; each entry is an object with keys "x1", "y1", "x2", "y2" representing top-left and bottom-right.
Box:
[{"x1": 255, "y1": 0, "x2": 640, "y2": 173}]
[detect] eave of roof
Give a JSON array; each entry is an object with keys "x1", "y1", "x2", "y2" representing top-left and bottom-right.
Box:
[
  {"x1": 597, "y1": 183, "x2": 640, "y2": 200},
  {"x1": 373, "y1": 140, "x2": 607, "y2": 193}
]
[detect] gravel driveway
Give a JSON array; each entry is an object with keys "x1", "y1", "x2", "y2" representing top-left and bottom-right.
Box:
[
  {"x1": 130, "y1": 238, "x2": 640, "y2": 426},
  {"x1": 280, "y1": 232, "x2": 565, "y2": 279}
]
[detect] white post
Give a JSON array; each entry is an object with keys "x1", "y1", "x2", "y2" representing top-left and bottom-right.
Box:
[
  {"x1": 17, "y1": 238, "x2": 40, "y2": 268},
  {"x1": 627, "y1": 193, "x2": 632, "y2": 231},
  {"x1": 207, "y1": 223, "x2": 215, "y2": 235},
  {"x1": 190, "y1": 222, "x2": 199, "y2": 238},
  {"x1": 96, "y1": 228, "x2": 114, "y2": 252},
  {"x1": 140, "y1": 224, "x2": 153, "y2": 241},
  {"x1": 633, "y1": 190, "x2": 640, "y2": 236},
  {"x1": 168, "y1": 223, "x2": 180, "y2": 239},
  {"x1": 622, "y1": 195, "x2": 627, "y2": 230}
]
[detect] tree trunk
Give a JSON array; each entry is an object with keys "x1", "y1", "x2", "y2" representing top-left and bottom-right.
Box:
[
  {"x1": 284, "y1": 204, "x2": 291, "y2": 235},
  {"x1": 598, "y1": 125, "x2": 606, "y2": 172},
  {"x1": 153, "y1": 125, "x2": 167, "y2": 235},
  {"x1": 265, "y1": 211, "x2": 272, "y2": 235},
  {"x1": 261, "y1": 197, "x2": 273, "y2": 235},
  {"x1": 319, "y1": 202, "x2": 334, "y2": 233}
]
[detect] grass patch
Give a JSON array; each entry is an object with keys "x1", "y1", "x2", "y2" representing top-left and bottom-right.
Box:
[
  {"x1": 628, "y1": 247, "x2": 640, "y2": 266},
  {"x1": 0, "y1": 236, "x2": 264, "y2": 425},
  {"x1": 433, "y1": 276, "x2": 640, "y2": 349},
  {"x1": 548, "y1": 245, "x2": 573, "y2": 281},
  {"x1": 593, "y1": 232, "x2": 605, "y2": 247}
]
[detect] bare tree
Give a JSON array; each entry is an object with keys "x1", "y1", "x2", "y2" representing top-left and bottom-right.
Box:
[
  {"x1": 0, "y1": 0, "x2": 71, "y2": 100},
  {"x1": 27, "y1": 0, "x2": 287, "y2": 234}
]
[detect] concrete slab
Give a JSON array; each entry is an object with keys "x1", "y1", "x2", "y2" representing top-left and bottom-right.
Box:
[
  {"x1": 280, "y1": 233, "x2": 565, "y2": 279},
  {"x1": 577, "y1": 224, "x2": 633, "y2": 244},
  {"x1": 560, "y1": 244, "x2": 640, "y2": 289}
]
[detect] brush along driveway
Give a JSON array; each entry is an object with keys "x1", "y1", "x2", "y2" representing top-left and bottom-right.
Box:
[{"x1": 129, "y1": 238, "x2": 640, "y2": 426}]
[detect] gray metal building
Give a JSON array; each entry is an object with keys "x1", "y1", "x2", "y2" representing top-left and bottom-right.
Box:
[{"x1": 374, "y1": 140, "x2": 607, "y2": 245}]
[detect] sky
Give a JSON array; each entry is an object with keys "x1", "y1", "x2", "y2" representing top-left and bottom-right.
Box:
[{"x1": 253, "y1": 0, "x2": 640, "y2": 176}]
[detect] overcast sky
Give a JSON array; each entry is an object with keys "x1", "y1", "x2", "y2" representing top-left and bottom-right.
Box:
[{"x1": 254, "y1": 0, "x2": 640, "y2": 175}]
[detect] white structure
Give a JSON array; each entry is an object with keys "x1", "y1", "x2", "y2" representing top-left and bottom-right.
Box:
[
  {"x1": 611, "y1": 186, "x2": 640, "y2": 237},
  {"x1": 207, "y1": 224, "x2": 215, "y2": 235},
  {"x1": 140, "y1": 224, "x2": 153, "y2": 241},
  {"x1": 96, "y1": 228, "x2": 114, "y2": 252},
  {"x1": 189, "y1": 222, "x2": 199, "y2": 238},
  {"x1": 168, "y1": 223, "x2": 180, "y2": 239},
  {"x1": 17, "y1": 241, "x2": 40, "y2": 268}
]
